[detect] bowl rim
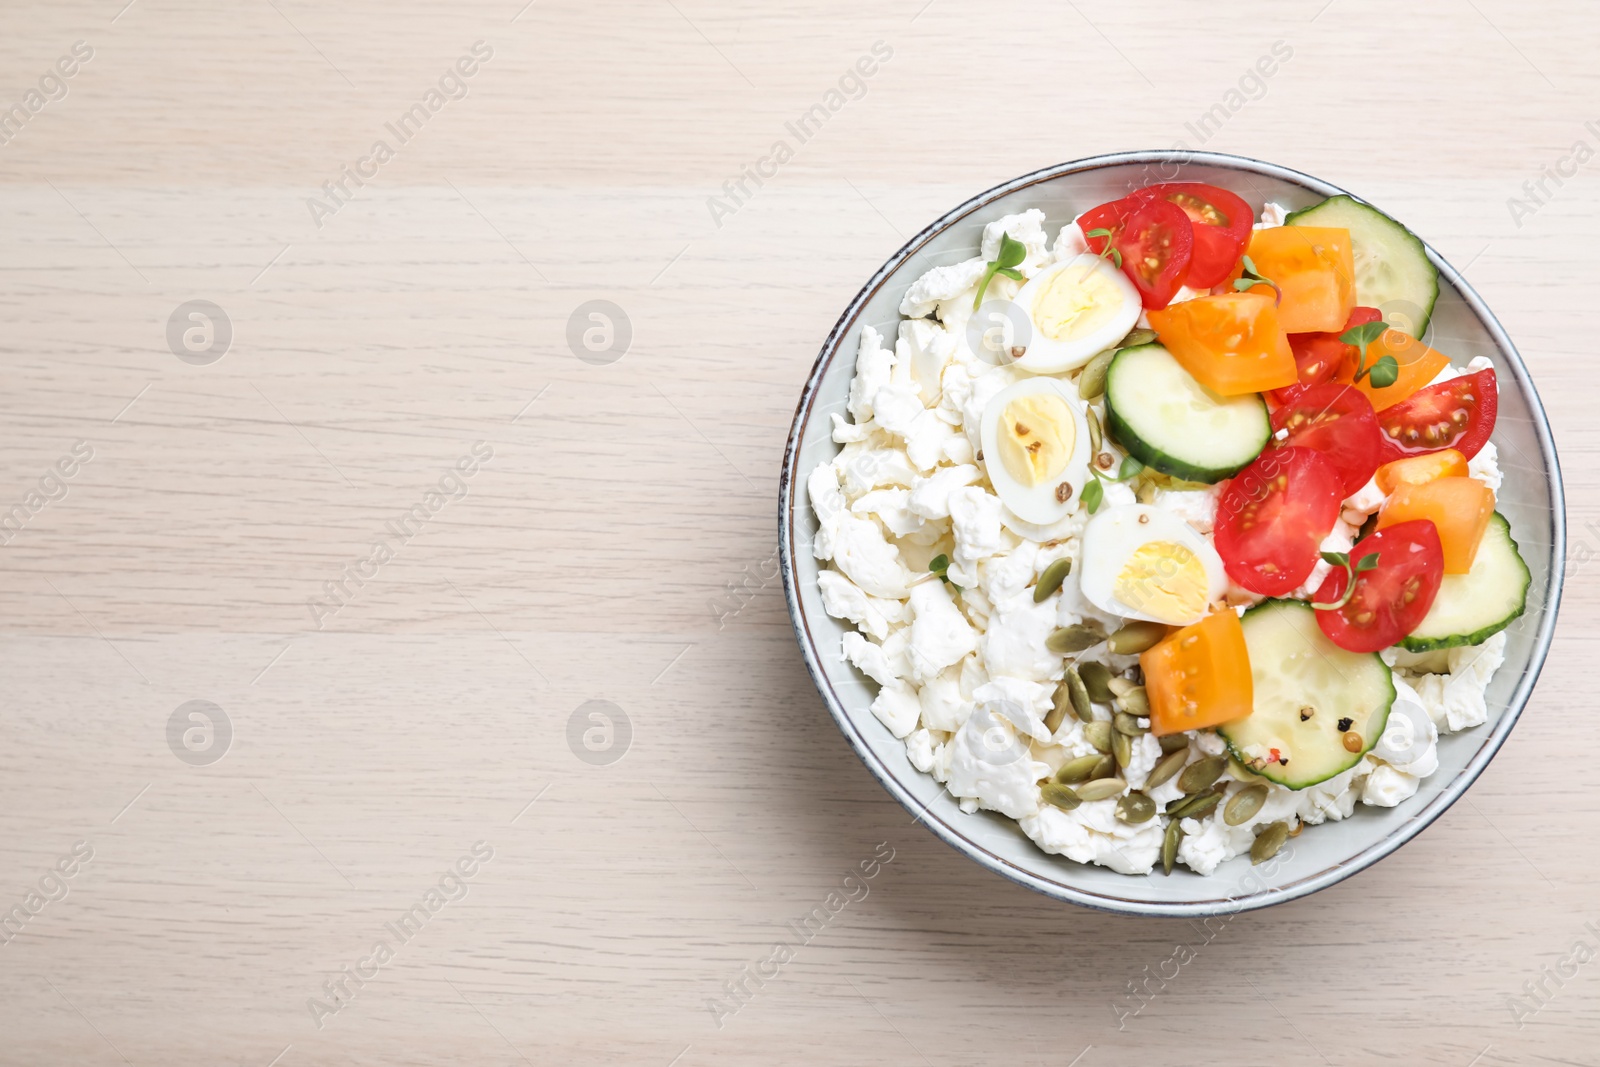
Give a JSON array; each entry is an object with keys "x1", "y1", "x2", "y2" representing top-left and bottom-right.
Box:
[{"x1": 778, "y1": 149, "x2": 1566, "y2": 916}]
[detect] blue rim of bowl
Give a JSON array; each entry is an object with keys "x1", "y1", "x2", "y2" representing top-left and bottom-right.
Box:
[{"x1": 778, "y1": 150, "x2": 1566, "y2": 917}]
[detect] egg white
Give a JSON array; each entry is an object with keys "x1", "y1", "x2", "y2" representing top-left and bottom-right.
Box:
[
  {"x1": 1009, "y1": 254, "x2": 1142, "y2": 375},
  {"x1": 978, "y1": 377, "x2": 1091, "y2": 525},
  {"x1": 1078, "y1": 504, "x2": 1226, "y2": 626}
]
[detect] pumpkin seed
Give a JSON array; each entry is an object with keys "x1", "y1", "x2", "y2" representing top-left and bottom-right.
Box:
[
  {"x1": 1119, "y1": 327, "x2": 1157, "y2": 349},
  {"x1": 1116, "y1": 791, "x2": 1156, "y2": 824},
  {"x1": 1089, "y1": 754, "x2": 1116, "y2": 780},
  {"x1": 1227, "y1": 757, "x2": 1258, "y2": 781},
  {"x1": 1087, "y1": 406, "x2": 1104, "y2": 456},
  {"x1": 1107, "y1": 676, "x2": 1137, "y2": 698},
  {"x1": 1251, "y1": 820, "x2": 1290, "y2": 864},
  {"x1": 1054, "y1": 754, "x2": 1104, "y2": 784},
  {"x1": 1107, "y1": 621, "x2": 1167, "y2": 655},
  {"x1": 1047, "y1": 622, "x2": 1106, "y2": 654},
  {"x1": 1045, "y1": 681, "x2": 1071, "y2": 734},
  {"x1": 1033, "y1": 557, "x2": 1074, "y2": 602},
  {"x1": 1158, "y1": 733, "x2": 1190, "y2": 754},
  {"x1": 1076, "y1": 661, "x2": 1115, "y2": 703},
  {"x1": 1177, "y1": 755, "x2": 1227, "y2": 794},
  {"x1": 1135, "y1": 480, "x2": 1158, "y2": 504},
  {"x1": 1112, "y1": 730, "x2": 1132, "y2": 770},
  {"x1": 1115, "y1": 687, "x2": 1151, "y2": 718},
  {"x1": 1079, "y1": 348, "x2": 1116, "y2": 401},
  {"x1": 1168, "y1": 791, "x2": 1221, "y2": 821},
  {"x1": 1041, "y1": 783, "x2": 1082, "y2": 812},
  {"x1": 1066, "y1": 668, "x2": 1094, "y2": 723},
  {"x1": 1225, "y1": 784, "x2": 1269, "y2": 826},
  {"x1": 1162, "y1": 819, "x2": 1183, "y2": 875},
  {"x1": 1075, "y1": 777, "x2": 1126, "y2": 802},
  {"x1": 1113, "y1": 711, "x2": 1145, "y2": 737},
  {"x1": 1083, "y1": 721, "x2": 1114, "y2": 753},
  {"x1": 1144, "y1": 747, "x2": 1189, "y2": 790}
]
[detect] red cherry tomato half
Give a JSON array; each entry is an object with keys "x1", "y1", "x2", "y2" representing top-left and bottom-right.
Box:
[
  {"x1": 1270, "y1": 383, "x2": 1385, "y2": 499},
  {"x1": 1079, "y1": 195, "x2": 1140, "y2": 257},
  {"x1": 1213, "y1": 446, "x2": 1344, "y2": 597},
  {"x1": 1375, "y1": 368, "x2": 1498, "y2": 463},
  {"x1": 1269, "y1": 306, "x2": 1383, "y2": 405},
  {"x1": 1113, "y1": 199, "x2": 1195, "y2": 310},
  {"x1": 1313, "y1": 519, "x2": 1444, "y2": 653},
  {"x1": 1135, "y1": 182, "x2": 1254, "y2": 289}
]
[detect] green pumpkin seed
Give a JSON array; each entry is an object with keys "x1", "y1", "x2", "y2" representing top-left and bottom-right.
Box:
[
  {"x1": 1054, "y1": 754, "x2": 1104, "y2": 785},
  {"x1": 1158, "y1": 733, "x2": 1190, "y2": 754},
  {"x1": 1225, "y1": 784, "x2": 1269, "y2": 826},
  {"x1": 1089, "y1": 754, "x2": 1116, "y2": 781},
  {"x1": 1066, "y1": 668, "x2": 1093, "y2": 724},
  {"x1": 1079, "y1": 348, "x2": 1116, "y2": 401},
  {"x1": 1107, "y1": 621, "x2": 1167, "y2": 655},
  {"x1": 1083, "y1": 721, "x2": 1114, "y2": 753},
  {"x1": 1162, "y1": 819, "x2": 1183, "y2": 875},
  {"x1": 1045, "y1": 682, "x2": 1070, "y2": 735},
  {"x1": 1087, "y1": 406, "x2": 1105, "y2": 457},
  {"x1": 1115, "y1": 687, "x2": 1151, "y2": 718},
  {"x1": 1251, "y1": 820, "x2": 1290, "y2": 864},
  {"x1": 1227, "y1": 757, "x2": 1258, "y2": 781},
  {"x1": 1042, "y1": 783, "x2": 1082, "y2": 813},
  {"x1": 1075, "y1": 777, "x2": 1126, "y2": 802},
  {"x1": 1144, "y1": 747, "x2": 1189, "y2": 790},
  {"x1": 1119, "y1": 327, "x2": 1157, "y2": 349},
  {"x1": 1112, "y1": 711, "x2": 1143, "y2": 737},
  {"x1": 1033, "y1": 557, "x2": 1074, "y2": 603},
  {"x1": 1112, "y1": 730, "x2": 1132, "y2": 770},
  {"x1": 1047, "y1": 622, "x2": 1106, "y2": 655},
  {"x1": 1076, "y1": 661, "x2": 1115, "y2": 703},
  {"x1": 1177, "y1": 755, "x2": 1227, "y2": 795},
  {"x1": 1168, "y1": 791, "x2": 1221, "y2": 821},
  {"x1": 1135, "y1": 480, "x2": 1158, "y2": 504},
  {"x1": 1107, "y1": 675, "x2": 1136, "y2": 698},
  {"x1": 1116, "y1": 792, "x2": 1156, "y2": 824}
]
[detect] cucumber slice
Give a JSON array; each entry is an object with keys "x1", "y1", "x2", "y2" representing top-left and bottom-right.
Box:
[
  {"x1": 1401, "y1": 512, "x2": 1530, "y2": 652},
  {"x1": 1283, "y1": 195, "x2": 1438, "y2": 338},
  {"x1": 1103, "y1": 343, "x2": 1269, "y2": 484},
  {"x1": 1219, "y1": 600, "x2": 1395, "y2": 790}
]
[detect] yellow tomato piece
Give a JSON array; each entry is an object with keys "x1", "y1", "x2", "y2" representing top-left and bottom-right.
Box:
[
  {"x1": 1377, "y1": 476, "x2": 1494, "y2": 574},
  {"x1": 1375, "y1": 449, "x2": 1469, "y2": 495},
  {"x1": 1141, "y1": 609, "x2": 1254, "y2": 737},
  {"x1": 1244, "y1": 226, "x2": 1356, "y2": 333},
  {"x1": 1147, "y1": 292, "x2": 1297, "y2": 396},
  {"x1": 1340, "y1": 329, "x2": 1452, "y2": 411}
]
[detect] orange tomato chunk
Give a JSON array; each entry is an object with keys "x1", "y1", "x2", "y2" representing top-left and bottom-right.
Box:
[
  {"x1": 1374, "y1": 449, "x2": 1468, "y2": 495},
  {"x1": 1339, "y1": 329, "x2": 1451, "y2": 411},
  {"x1": 1141, "y1": 609, "x2": 1254, "y2": 737},
  {"x1": 1376, "y1": 476, "x2": 1494, "y2": 574},
  {"x1": 1147, "y1": 292, "x2": 1297, "y2": 396},
  {"x1": 1243, "y1": 226, "x2": 1356, "y2": 333}
]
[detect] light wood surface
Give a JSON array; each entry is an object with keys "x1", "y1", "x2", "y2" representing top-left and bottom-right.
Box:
[{"x1": 1, "y1": 1, "x2": 1595, "y2": 1063}]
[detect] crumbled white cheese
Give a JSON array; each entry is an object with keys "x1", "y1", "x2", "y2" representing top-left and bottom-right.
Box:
[
  {"x1": 980, "y1": 596, "x2": 1062, "y2": 683},
  {"x1": 1021, "y1": 799, "x2": 1165, "y2": 875},
  {"x1": 973, "y1": 676, "x2": 1055, "y2": 743},
  {"x1": 870, "y1": 680, "x2": 921, "y2": 738},
  {"x1": 917, "y1": 663, "x2": 971, "y2": 733},
  {"x1": 817, "y1": 569, "x2": 905, "y2": 640},
  {"x1": 1469, "y1": 441, "x2": 1503, "y2": 492},
  {"x1": 1256, "y1": 201, "x2": 1287, "y2": 229},
  {"x1": 908, "y1": 579, "x2": 978, "y2": 683},
  {"x1": 1150, "y1": 485, "x2": 1220, "y2": 534},
  {"x1": 940, "y1": 709, "x2": 1049, "y2": 819},
  {"x1": 948, "y1": 487, "x2": 1008, "y2": 570},
  {"x1": 907, "y1": 464, "x2": 981, "y2": 520},
  {"x1": 831, "y1": 513, "x2": 912, "y2": 598},
  {"x1": 980, "y1": 209, "x2": 1051, "y2": 278},
  {"x1": 899, "y1": 257, "x2": 989, "y2": 320},
  {"x1": 905, "y1": 727, "x2": 937, "y2": 772},
  {"x1": 848, "y1": 326, "x2": 895, "y2": 422},
  {"x1": 1406, "y1": 632, "x2": 1507, "y2": 732}
]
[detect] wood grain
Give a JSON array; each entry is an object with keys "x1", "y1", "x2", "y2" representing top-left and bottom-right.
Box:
[{"x1": 0, "y1": 0, "x2": 1596, "y2": 1063}]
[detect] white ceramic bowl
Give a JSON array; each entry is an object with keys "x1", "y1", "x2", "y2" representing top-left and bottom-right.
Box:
[{"x1": 779, "y1": 151, "x2": 1565, "y2": 916}]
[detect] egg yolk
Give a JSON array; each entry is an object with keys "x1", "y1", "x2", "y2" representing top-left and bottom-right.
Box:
[
  {"x1": 1033, "y1": 262, "x2": 1121, "y2": 342},
  {"x1": 997, "y1": 394, "x2": 1074, "y2": 488},
  {"x1": 1112, "y1": 541, "x2": 1211, "y2": 624}
]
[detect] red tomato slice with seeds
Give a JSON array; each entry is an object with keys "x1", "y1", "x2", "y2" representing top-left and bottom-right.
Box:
[
  {"x1": 1375, "y1": 368, "x2": 1498, "y2": 463},
  {"x1": 1135, "y1": 182, "x2": 1253, "y2": 289},
  {"x1": 1213, "y1": 447, "x2": 1344, "y2": 597},
  {"x1": 1270, "y1": 306, "x2": 1383, "y2": 405},
  {"x1": 1270, "y1": 383, "x2": 1385, "y2": 498},
  {"x1": 1112, "y1": 199, "x2": 1194, "y2": 310},
  {"x1": 1313, "y1": 520, "x2": 1445, "y2": 652}
]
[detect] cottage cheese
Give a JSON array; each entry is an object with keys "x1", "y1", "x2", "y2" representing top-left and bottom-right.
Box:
[{"x1": 809, "y1": 203, "x2": 1514, "y2": 877}]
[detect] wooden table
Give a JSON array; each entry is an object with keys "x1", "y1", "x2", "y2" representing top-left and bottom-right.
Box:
[{"x1": 1, "y1": 1, "x2": 1593, "y2": 1063}]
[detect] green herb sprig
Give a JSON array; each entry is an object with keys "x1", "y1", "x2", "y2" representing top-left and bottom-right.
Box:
[
  {"x1": 972, "y1": 233, "x2": 1028, "y2": 310},
  {"x1": 927, "y1": 553, "x2": 963, "y2": 594},
  {"x1": 1341, "y1": 320, "x2": 1400, "y2": 389},
  {"x1": 1081, "y1": 455, "x2": 1144, "y2": 515},
  {"x1": 1232, "y1": 255, "x2": 1281, "y2": 305},
  {"x1": 1084, "y1": 227, "x2": 1123, "y2": 269},
  {"x1": 1309, "y1": 550, "x2": 1380, "y2": 611}
]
